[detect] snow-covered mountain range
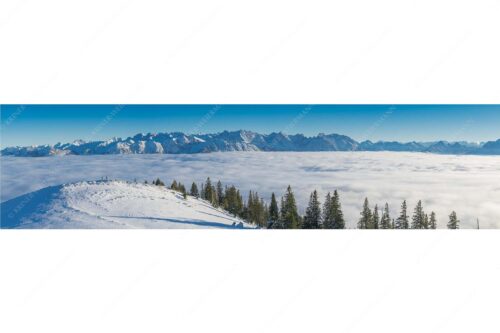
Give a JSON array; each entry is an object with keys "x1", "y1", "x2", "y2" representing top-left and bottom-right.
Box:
[
  {"x1": 2, "y1": 130, "x2": 499, "y2": 156},
  {"x1": 0, "y1": 180, "x2": 251, "y2": 229}
]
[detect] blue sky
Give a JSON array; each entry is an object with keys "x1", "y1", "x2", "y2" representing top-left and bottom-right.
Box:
[{"x1": 1, "y1": 105, "x2": 499, "y2": 147}]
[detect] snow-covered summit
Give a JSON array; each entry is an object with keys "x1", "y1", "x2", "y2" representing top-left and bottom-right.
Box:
[
  {"x1": 1, "y1": 130, "x2": 499, "y2": 156},
  {"x1": 0, "y1": 181, "x2": 252, "y2": 229}
]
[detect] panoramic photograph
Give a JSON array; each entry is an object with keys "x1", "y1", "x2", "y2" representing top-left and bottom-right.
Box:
[{"x1": 1, "y1": 105, "x2": 499, "y2": 229}]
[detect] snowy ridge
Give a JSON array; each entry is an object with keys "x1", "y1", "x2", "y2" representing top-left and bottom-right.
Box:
[
  {"x1": 2, "y1": 130, "x2": 499, "y2": 156},
  {"x1": 0, "y1": 181, "x2": 252, "y2": 229}
]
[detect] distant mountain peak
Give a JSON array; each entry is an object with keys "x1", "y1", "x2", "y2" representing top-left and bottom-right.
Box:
[{"x1": 1, "y1": 130, "x2": 498, "y2": 157}]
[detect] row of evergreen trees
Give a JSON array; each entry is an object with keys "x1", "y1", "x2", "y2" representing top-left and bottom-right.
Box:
[
  {"x1": 148, "y1": 177, "x2": 461, "y2": 229},
  {"x1": 357, "y1": 198, "x2": 441, "y2": 229}
]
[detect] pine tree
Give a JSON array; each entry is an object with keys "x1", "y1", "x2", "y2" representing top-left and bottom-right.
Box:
[
  {"x1": 411, "y1": 200, "x2": 425, "y2": 229},
  {"x1": 222, "y1": 185, "x2": 243, "y2": 217},
  {"x1": 245, "y1": 190, "x2": 254, "y2": 221},
  {"x1": 190, "y1": 182, "x2": 199, "y2": 198},
  {"x1": 322, "y1": 192, "x2": 332, "y2": 228},
  {"x1": 395, "y1": 200, "x2": 409, "y2": 229},
  {"x1": 330, "y1": 190, "x2": 345, "y2": 229},
  {"x1": 200, "y1": 183, "x2": 205, "y2": 200},
  {"x1": 281, "y1": 186, "x2": 300, "y2": 229},
  {"x1": 179, "y1": 183, "x2": 187, "y2": 195},
  {"x1": 429, "y1": 212, "x2": 437, "y2": 229},
  {"x1": 447, "y1": 211, "x2": 460, "y2": 229},
  {"x1": 358, "y1": 198, "x2": 372, "y2": 229},
  {"x1": 216, "y1": 180, "x2": 224, "y2": 206},
  {"x1": 170, "y1": 180, "x2": 178, "y2": 190},
  {"x1": 203, "y1": 177, "x2": 217, "y2": 206},
  {"x1": 244, "y1": 191, "x2": 267, "y2": 227},
  {"x1": 268, "y1": 192, "x2": 279, "y2": 227},
  {"x1": 423, "y1": 214, "x2": 429, "y2": 229},
  {"x1": 204, "y1": 178, "x2": 212, "y2": 201},
  {"x1": 322, "y1": 191, "x2": 346, "y2": 229},
  {"x1": 303, "y1": 190, "x2": 321, "y2": 229},
  {"x1": 155, "y1": 178, "x2": 165, "y2": 186},
  {"x1": 262, "y1": 200, "x2": 270, "y2": 227},
  {"x1": 212, "y1": 186, "x2": 218, "y2": 206},
  {"x1": 372, "y1": 205, "x2": 380, "y2": 229},
  {"x1": 236, "y1": 190, "x2": 244, "y2": 217},
  {"x1": 380, "y1": 203, "x2": 391, "y2": 229},
  {"x1": 271, "y1": 197, "x2": 286, "y2": 229}
]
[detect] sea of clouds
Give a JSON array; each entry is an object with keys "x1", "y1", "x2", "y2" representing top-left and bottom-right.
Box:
[{"x1": 1, "y1": 152, "x2": 499, "y2": 228}]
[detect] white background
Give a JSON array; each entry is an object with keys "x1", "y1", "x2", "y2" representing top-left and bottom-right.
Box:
[{"x1": 1, "y1": 0, "x2": 500, "y2": 332}]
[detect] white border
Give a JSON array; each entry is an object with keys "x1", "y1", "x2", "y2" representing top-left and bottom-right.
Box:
[
  {"x1": 1, "y1": 0, "x2": 499, "y2": 103},
  {"x1": 1, "y1": 1, "x2": 500, "y2": 332}
]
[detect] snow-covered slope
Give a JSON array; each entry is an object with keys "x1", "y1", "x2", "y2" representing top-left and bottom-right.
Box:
[{"x1": 0, "y1": 181, "x2": 252, "y2": 229}]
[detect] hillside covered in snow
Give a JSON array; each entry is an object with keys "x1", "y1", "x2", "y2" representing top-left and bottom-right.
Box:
[
  {"x1": 0, "y1": 181, "x2": 251, "y2": 229},
  {"x1": 2, "y1": 130, "x2": 499, "y2": 156}
]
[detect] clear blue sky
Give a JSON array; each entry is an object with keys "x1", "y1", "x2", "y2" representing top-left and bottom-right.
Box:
[{"x1": 1, "y1": 105, "x2": 499, "y2": 147}]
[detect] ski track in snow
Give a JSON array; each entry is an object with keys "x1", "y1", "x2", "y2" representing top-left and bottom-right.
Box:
[{"x1": 1, "y1": 151, "x2": 500, "y2": 228}]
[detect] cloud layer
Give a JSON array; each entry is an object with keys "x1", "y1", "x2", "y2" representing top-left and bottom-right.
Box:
[{"x1": 2, "y1": 152, "x2": 499, "y2": 228}]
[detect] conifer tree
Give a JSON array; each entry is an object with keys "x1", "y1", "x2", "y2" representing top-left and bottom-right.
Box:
[
  {"x1": 380, "y1": 203, "x2": 391, "y2": 229},
  {"x1": 170, "y1": 180, "x2": 178, "y2": 190},
  {"x1": 395, "y1": 200, "x2": 409, "y2": 229},
  {"x1": 269, "y1": 192, "x2": 280, "y2": 227},
  {"x1": 322, "y1": 191, "x2": 345, "y2": 229},
  {"x1": 211, "y1": 185, "x2": 218, "y2": 206},
  {"x1": 190, "y1": 182, "x2": 199, "y2": 198},
  {"x1": 255, "y1": 195, "x2": 267, "y2": 227},
  {"x1": 322, "y1": 192, "x2": 332, "y2": 228},
  {"x1": 236, "y1": 190, "x2": 244, "y2": 217},
  {"x1": 447, "y1": 211, "x2": 460, "y2": 229},
  {"x1": 423, "y1": 214, "x2": 429, "y2": 229},
  {"x1": 429, "y1": 212, "x2": 437, "y2": 229},
  {"x1": 244, "y1": 190, "x2": 254, "y2": 221},
  {"x1": 204, "y1": 178, "x2": 212, "y2": 201},
  {"x1": 200, "y1": 183, "x2": 205, "y2": 200},
  {"x1": 248, "y1": 192, "x2": 256, "y2": 225},
  {"x1": 330, "y1": 190, "x2": 345, "y2": 229},
  {"x1": 271, "y1": 197, "x2": 286, "y2": 229},
  {"x1": 216, "y1": 180, "x2": 224, "y2": 206},
  {"x1": 262, "y1": 200, "x2": 270, "y2": 227},
  {"x1": 203, "y1": 177, "x2": 217, "y2": 206},
  {"x1": 411, "y1": 200, "x2": 425, "y2": 229},
  {"x1": 303, "y1": 190, "x2": 321, "y2": 229},
  {"x1": 358, "y1": 198, "x2": 372, "y2": 229},
  {"x1": 179, "y1": 183, "x2": 187, "y2": 194},
  {"x1": 281, "y1": 186, "x2": 300, "y2": 229},
  {"x1": 222, "y1": 185, "x2": 243, "y2": 217},
  {"x1": 372, "y1": 205, "x2": 380, "y2": 229}
]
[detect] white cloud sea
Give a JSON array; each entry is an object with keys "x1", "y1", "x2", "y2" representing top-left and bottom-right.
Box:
[{"x1": 1, "y1": 152, "x2": 499, "y2": 228}]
